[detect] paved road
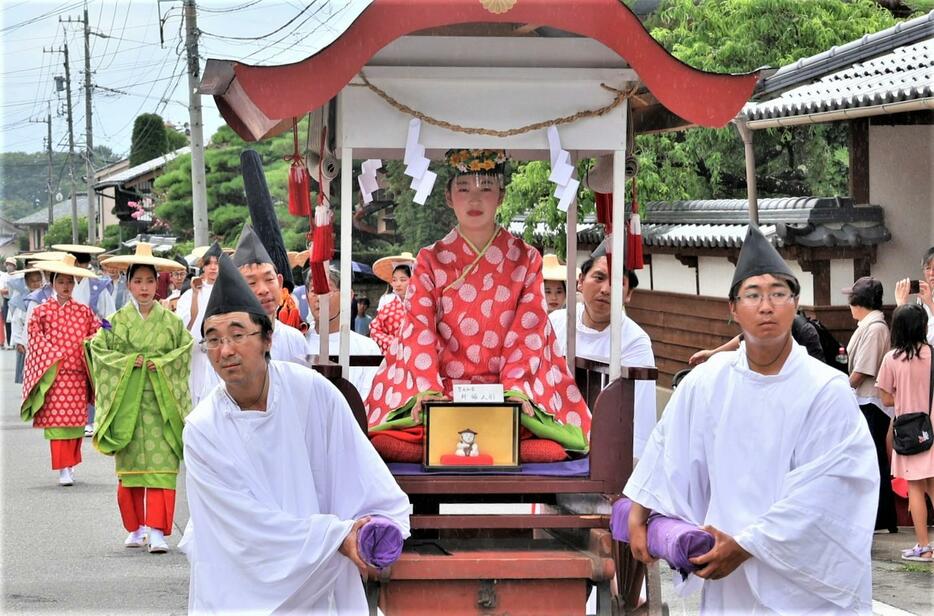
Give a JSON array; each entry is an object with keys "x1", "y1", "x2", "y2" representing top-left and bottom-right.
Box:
[
  {"x1": 2, "y1": 349, "x2": 189, "y2": 614},
  {"x1": 1, "y1": 348, "x2": 931, "y2": 614}
]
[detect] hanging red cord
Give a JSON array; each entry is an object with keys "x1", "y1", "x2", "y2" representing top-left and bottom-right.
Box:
[
  {"x1": 308, "y1": 125, "x2": 333, "y2": 295},
  {"x1": 626, "y1": 179, "x2": 644, "y2": 270},
  {"x1": 286, "y1": 118, "x2": 312, "y2": 217}
]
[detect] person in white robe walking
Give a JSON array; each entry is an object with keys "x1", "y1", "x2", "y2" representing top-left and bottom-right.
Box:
[
  {"x1": 181, "y1": 252, "x2": 410, "y2": 614},
  {"x1": 175, "y1": 243, "x2": 221, "y2": 406},
  {"x1": 233, "y1": 223, "x2": 308, "y2": 365},
  {"x1": 624, "y1": 225, "x2": 878, "y2": 614},
  {"x1": 549, "y1": 257, "x2": 656, "y2": 458}
]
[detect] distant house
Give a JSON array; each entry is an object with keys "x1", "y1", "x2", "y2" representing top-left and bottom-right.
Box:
[
  {"x1": 0, "y1": 216, "x2": 24, "y2": 258},
  {"x1": 14, "y1": 194, "x2": 89, "y2": 251},
  {"x1": 93, "y1": 146, "x2": 190, "y2": 234}
]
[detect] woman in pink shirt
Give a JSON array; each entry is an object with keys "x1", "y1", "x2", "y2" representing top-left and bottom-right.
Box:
[{"x1": 877, "y1": 304, "x2": 934, "y2": 562}]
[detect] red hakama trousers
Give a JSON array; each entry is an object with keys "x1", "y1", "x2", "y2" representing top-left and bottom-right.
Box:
[
  {"x1": 117, "y1": 482, "x2": 176, "y2": 535},
  {"x1": 49, "y1": 438, "x2": 82, "y2": 470}
]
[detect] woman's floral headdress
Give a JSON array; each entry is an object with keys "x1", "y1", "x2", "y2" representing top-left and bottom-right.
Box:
[{"x1": 444, "y1": 149, "x2": 507, "y2": 175}]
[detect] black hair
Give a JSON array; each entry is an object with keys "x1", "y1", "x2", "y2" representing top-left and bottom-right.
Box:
[
  {"x1": 249, "y1": 312, "x2": 274, "y2": 361},
  {"x1": 74, "y1": 252, "x2": 91, "y2": 265},
  {"x1": 729, "y1": 274, "x2": 800, "y2": 302},
  {"x1": 579, "y1": 257, "x2": 639, "y2": 289},
  {"x1": 922, "y1": 246, "x2": 934, "y2": 268},
  {"x1": 393, "y1": 264, "x2": 411, "y2": 278},
  {"x1": 847, "y1": 284, "x2": 883, "y2": 311},
  {"x1": 127, "y1": 263, "x2": 157, "y2": 281},
  {"x1": 358, "y1": 297, "x2": 371, "y2": 309},
  {"x1": 891, "y1": 304, "x2": 928, "y2": 361}
]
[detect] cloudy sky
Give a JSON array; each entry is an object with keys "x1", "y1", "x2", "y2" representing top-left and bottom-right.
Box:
[{"x1": 1, "y1": 0, "x2": 371, "y2": 158}]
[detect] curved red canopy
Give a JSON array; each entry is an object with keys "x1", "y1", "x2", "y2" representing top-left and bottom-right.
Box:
[{"x1": 202, "y1": 0, "x2": 759, "y2": 142}]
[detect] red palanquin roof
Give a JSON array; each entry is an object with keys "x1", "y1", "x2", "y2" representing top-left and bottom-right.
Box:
[{"x1": 201, "y1": 0, "x2": 760, "y2": 142}]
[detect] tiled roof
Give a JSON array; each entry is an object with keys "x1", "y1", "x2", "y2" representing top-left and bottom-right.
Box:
[
  {"x1": 94, "y1": 147, "x2": 190, "y2": 189},
  {"x1": 572, "y1": 197, "x2": 891, "y2": 249},
  {"x1": 744, "y1": 14, "x2": 933, "y2": 122},
  {"x1": 15, "y1": 195, "x2": 89, "y2": 226},
  {"x1": 752, "y1": 11, "x2": 934, "y2": 100}
]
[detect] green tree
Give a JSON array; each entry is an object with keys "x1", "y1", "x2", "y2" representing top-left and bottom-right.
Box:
[
  {"x1": 633, "y1": 0, "x2": 897, "y2": 202},
  {"x1": 130, "y1": 113, "x2": 169, "y2": 166},
  {"x1": 45, "y1": 216, "x2": 88, "y2": 246},
  {"x1": 165, "y1": 126, "x2": 189, "y2": 151}
]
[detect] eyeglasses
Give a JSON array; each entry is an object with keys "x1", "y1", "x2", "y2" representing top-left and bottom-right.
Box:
[
  {"x1": 200, "y1": 330, "x2": 262, "y2": 351},
  {"x1": 737, "y1": 290, "x2": 797, "y2": 307}
]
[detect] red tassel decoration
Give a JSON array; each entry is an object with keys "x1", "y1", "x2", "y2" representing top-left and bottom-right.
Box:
[
  {"x1": 626, "y1": 181, "x2": 644, "y2": 270},
  {"x1": 286, "y1": 120, "x2": 312, "y2": 217},
  {"x1": 309, "y1": 261, "x2": 329, "y2": 296}
]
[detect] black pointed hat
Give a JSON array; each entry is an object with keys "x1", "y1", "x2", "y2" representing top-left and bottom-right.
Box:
[
  {"x1": 233, "y1": 223, "x2": 274, "y2": 269},
  {"x1": 730, "y1": 225, "x2": 797, "y2": 293},
  {"x1": 201, "y1": 241, "x2": 223, "y2": 266},
  {"x1": 201, "y1": 251, "x2": 267, "y2": 335}
]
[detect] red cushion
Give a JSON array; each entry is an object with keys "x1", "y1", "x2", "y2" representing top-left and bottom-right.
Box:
[
  {"x1": 519, "y1": 439, "x2": 568, "y2": 463},
  {"x1": 370, "y1": 434, "x2": 422, "y2": 463},
  {"x1": 438, "y1": 454, "x2": 495, "y2": 466}
]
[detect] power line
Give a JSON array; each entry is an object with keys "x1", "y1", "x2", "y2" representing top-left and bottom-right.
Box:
[
  {"x1": 1, "y1": 1, "x2": 85, "y2": 34},
  {"x1": 199, "y1": 0, "x2": 262, "y2": 13},
  {"x1": 198, "y1": 1, "x2": 316, "y2": 41}
]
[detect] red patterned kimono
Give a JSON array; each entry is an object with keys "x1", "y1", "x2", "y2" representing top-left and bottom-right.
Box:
[
  {"x1": 366, "y1": 227, "x2": 590, "y2": 462},
  {"x1": 369, "y1": 295, "x2": 406, "y2": 355},
  {"x1": 21, "y1": 298, "x2": 100, "y2": 468}
]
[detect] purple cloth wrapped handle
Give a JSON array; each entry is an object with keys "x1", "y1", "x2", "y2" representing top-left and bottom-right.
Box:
[
  {"x1": 358, "y1": 517, "x2": 404, "y2": 569},
  {"x1": 610, "y1": 498, "x2": 715, "y2": 576}
]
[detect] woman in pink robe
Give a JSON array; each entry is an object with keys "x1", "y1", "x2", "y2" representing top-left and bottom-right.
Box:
[{"x1": 366, "y1": 150, "x2": 590, "y2": 463}]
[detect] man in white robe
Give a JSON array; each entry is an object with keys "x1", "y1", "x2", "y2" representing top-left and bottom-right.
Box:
[
  {"x1": 175, "y1": 243, "x2": 221, "y2": 406},
  {"x1": 307, "y1": 268, "x2": 381, "y2": 400},
  {"x1": 233, "y1": 223, "x2": 308, "y2": 365},
  {"x1": 549, "y1": 257, "x2": 656, "y2": 458},
  {"x1": 182, "y1": 252, "x2": 411, "y2": 614},
  {"x1": 624, "y1": 225, "x2": 878, "y2": 614}
]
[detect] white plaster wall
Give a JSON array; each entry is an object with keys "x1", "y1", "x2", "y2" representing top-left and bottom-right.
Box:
[
  {"x1": 648, "y1": 254, "x2": 695, "y2": 294},
  {"x1": 830, "y1": 259, "x2": 855, "y2": 306},
  {"x1": 869, "y1": 124, "x2": 934, "y2": 303},
  {"x1": 697, "y1": 257, "x2": 736, "y2": 297}
]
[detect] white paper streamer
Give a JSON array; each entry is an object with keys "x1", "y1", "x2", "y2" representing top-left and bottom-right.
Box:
[
  {"x1": 546, "y1": 125, "x2": 578, "y2": 213},
  {"x1": 402, "y1": 118, "x2": 436, "y2": 205},
  {"x1": 357, "y1": 158, "x2": 382, "y2": 204}
]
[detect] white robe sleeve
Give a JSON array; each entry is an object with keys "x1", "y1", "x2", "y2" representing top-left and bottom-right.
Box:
[
  {"x1": 183, "y1": 421, "x2": 358, "y2": 614},
  {"x1": 732, "y1": 378, "x2": 878, "y2": 613}
]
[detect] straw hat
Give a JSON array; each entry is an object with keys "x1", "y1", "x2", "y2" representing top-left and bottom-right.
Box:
[
  {"x1": 288, "y1": 250, "x2": 310, "y2": 269},
  {"x1": 51, "y1": 243, "x2": 106, "y2": 255},
  {"x1": 33, "y1": 254, "x2": 97, "y2": 279},
  {"x1": 99, "y1": 243, "x2": 186, "y2": 273},
  {"x1": 542, "y1": 254, "x2": 569, "y2": 282},
  {"x1": 373, "y1": 252, "x2": 415, "y2": 283},
  {"x1": 188, "y1": 244, "x2": 234, "y2": 265},
  {"x1": 23, "y1": 251, "x2": 68, "y2": 262}
]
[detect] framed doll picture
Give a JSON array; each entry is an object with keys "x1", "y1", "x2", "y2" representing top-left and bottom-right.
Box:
[{"x1": 422, "y1": 402, "x2": 520, "y2": 472}]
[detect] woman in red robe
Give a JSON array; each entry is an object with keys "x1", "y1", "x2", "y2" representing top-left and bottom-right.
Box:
[
  {"x1": 20, "y1": 255, "x2": 100, "y2": 486},
  {"x1": 367, "y1": 150, "x2": 590, "y2": 463},
  {"x1": 369, "y1": 252, "x2": 415, "y2": 355}
]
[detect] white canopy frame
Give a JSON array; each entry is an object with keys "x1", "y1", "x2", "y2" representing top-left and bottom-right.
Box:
[{"x1": 325, "y1": 35, "x2": 632, "y2": 380}]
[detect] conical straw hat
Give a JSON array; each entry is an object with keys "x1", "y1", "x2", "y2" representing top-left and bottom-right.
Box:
[
  {"x1": 51, "y1": 243, "x2": 106, "y2": 255},
  {"x1": 373, "y1": 252, "x2": 416, "y2": 283},
  {"x1": 33, "y1": 254, "x2": 97, "y2": 279},
  {"x1": 98, "y1": 243, "x2": 186, "y2": 273}
]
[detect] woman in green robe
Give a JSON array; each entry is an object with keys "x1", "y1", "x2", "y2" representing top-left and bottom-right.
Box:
[{"x1": 88, "y1": 247, "x2": 192, "y2": 554}]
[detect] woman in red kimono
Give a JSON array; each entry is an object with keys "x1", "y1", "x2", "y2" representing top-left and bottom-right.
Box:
[
  {"x1": 20, "y1": 255, "x2": 100, "y2": 486},
  {"x1": 369, "y1": 252, "x2": 415, "y2": 355},
  {"x1": 367, "y1": 150, "x2": 590, "y2": 463}
]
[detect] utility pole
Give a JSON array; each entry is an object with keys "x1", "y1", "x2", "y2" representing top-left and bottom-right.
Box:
[
  {"x1": 184, "y1": 0, "x2": 209, "y2": 246},
  {"x1": 63, "y1": 4, "x2": 96, "y2": 243},
  {"x1": 46, "y1": 40, "x2": 79, "y2": 243},
  {"x1": 27, "y1": 105, "x2": 55, "y2": 233}
]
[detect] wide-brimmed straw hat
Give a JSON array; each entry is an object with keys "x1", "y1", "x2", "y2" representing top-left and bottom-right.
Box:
[
  {"x1": 542, "y1": 254, "x2": 568, "y2": 282},
  {"x1": 99, "y1": 243, "x2": 186, "y2": 273},
  {"x1": 188, "y1": 244, "x2": 234, "y2": 266},
  {"x1": 51, "y1": 243, "x2": 106, "y2": 255},
  {"x1": 33, "y1": 254, "x2": 97, "y2": 279},
  {"x1": 23, "y1": 251, "x2": 68, "y2": 262},
  {"x1": 373, "y1": 252, "x2": 415, "y2": 283},
  {"x1": 288, "y1": 250, "x2": 310, "y2": 269}
]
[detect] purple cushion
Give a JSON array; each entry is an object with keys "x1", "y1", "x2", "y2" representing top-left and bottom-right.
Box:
[
  {"x1": 358, "y1": 517, "x2": 404, "y2": 568},
  {"x1": 611, "y1": 498, "x2": 715, "y2": 576}
]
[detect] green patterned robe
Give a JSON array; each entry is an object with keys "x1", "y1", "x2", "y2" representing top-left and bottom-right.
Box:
[{"x1": 88, "y1": 302, "x2": 193, "y2": 489}]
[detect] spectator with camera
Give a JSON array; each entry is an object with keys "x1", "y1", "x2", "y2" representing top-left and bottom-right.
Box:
[
  {"x1": 895, "y1": 247, "x2": 934, "y2": 345},
  {"x1": 876, "y1": 303, "x2": 934, "y2": 562},
  {"x1": 844, "y1": 276, "x2": 897, "y2": 533}
]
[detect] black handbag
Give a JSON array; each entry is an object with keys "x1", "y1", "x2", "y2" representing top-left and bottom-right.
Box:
[{"x1": 892, "y1": 345, "x2": 934, "y2": 456}]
